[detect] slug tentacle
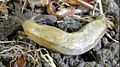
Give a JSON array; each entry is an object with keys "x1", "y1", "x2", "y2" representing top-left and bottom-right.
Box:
[{"x1": 22, "y1": 16, "x2": 107, "y2": 55}]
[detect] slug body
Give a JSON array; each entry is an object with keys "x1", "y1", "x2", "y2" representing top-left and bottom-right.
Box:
[{"x1": 22, "y1": 16, "x2": 106, "y2": 55}]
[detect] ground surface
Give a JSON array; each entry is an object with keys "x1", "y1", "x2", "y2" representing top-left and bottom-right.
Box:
[{"x1": 0, "y1": 0, "x2": 119, "y2": 67}]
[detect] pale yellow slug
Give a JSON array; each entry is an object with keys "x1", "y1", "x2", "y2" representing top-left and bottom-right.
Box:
[{"x1": 22, "y1": 16, "x2": 107, "y2": 55}]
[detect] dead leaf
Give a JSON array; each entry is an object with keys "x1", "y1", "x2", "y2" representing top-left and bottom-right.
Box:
[
  {"x1": 64, "y1": 0, "x2": 98, "y2": 10},
  {"x1": 13, "y1": 54, "x2": 26, "y2": 67},
  {"x1": 83, "y1": 0, "x2": 94, "y2": 3},
  {"x1": 56, "y1": 8, "x2": 82, "y2": 17},
  {"x1": 47, "y1": 1, "x2": 57, "y2": 17},
  {"x1": 0, "y1": 1, "x2": 8, "y2": 19},
  {"x1": 47, "y1": 1, "x2": 82, "y2": 17}
]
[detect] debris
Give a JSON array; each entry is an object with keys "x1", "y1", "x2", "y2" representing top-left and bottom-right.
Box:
[{"x1": 13, "y1": 54, "x2": 26, "y2": 67}]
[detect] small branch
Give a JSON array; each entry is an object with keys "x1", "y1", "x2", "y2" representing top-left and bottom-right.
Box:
[
  {"x1": 106, "y1": 32, "x2": 119, "y2": 43},
  {"x1": 92, "y1": 1, "x2": 98, "y2": 16},
  {"x1": 0, "y1": 41, "x2": 16, "y2": 44},
  {"x1": 98, "y1": 0, "x2": 103, "y2": 15}
]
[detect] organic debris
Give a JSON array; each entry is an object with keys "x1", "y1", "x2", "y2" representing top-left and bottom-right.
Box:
[
  {"x1": 0, "y1": 0, "x2": 8, "y2": 19},
  {"x1": 20, "y1": 0, "x2": 51, "y2": 13},
  {"x1": 47, "y1": 1, "x2": 82, "y2": 17},
  {"x1": 63, "y1": 0, "x2": 98, "y2": 10},
  {"x1": 0, "y1": 41, "x2": 56, "y2": 67},
  {"x1": 13, "y1": 54, "x2": 26, "y2": 67}
]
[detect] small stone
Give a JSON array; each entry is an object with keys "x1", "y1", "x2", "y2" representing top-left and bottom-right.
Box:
[
  {"x1": 110, "y1": 31, "x2": 116, "y2": 37},
  {"x1": 57, "y1": 16, "x2": 83, "y2": 32},
  {"x1": 115, "y1": 33, "x2": 119, "y2": 40},
  {"x1": 115, "y1": 25, "x2": 120, "y2": 33},
  {"x1": 83, "y1": 62, "x2": 96, "y2": 67},
  {"x1": 0, "y1": 62, "x2": 4, "y2": 67},
  {"x1": 112, "y1": 59, "x2": 117, "y2": 66},
  {"x1": 33, "y1": 15, "x2": 57, "y2": 25},
  {"x1": 102, "y1": 37, "x2": 109, "y2": 47},
  {"x1": 37, "y1": 63, "x2": 42, "y2": 67},
  {"x1": 95, "y1": 64, "x2": 104, "y2": 67},
  {"x1": 93, "y1": 40, "x2": 102, "y2": 51},
  {"x1": 51, "y1": 53, "x2": 61, "y2": 59},
  {"x1": 77, "y1": 62, "x2": 86, "y2": 67}
]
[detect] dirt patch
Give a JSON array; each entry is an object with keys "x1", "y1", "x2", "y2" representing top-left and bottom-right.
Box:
[{"x1": 0, "y1": 0, "x2": 119, "y2": 67}]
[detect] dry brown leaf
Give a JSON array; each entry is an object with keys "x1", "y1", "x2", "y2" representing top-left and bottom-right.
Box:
[
  {"x1": 0, "y1": 1, "x2": 8, "y2": 19},
  {"x1": 47, "y1": 1, "x2": 57, "y2": 16},
  {"x1": 21, "y1": 0, "x2": 51, "y2": 12},
  {"x1": 83, "y1": 0, "x2": 94, "y2": 3},
  {"x1": 63, "y1": 0, "x2": 98, "y2": 10},
  {"x1": 47, "y1": 1, "x2": 82, "y2": 17},
  {"x1": 56, "y1": 8, "x2": 82, "y2": 17},
  {"x1": 13, "y1": 54, "x2": 26, "y2": 67}
]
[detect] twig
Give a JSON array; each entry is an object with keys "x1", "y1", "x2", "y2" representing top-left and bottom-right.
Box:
[
  {"x1": 39, "y1": 48, "x2": 56, "y2": 67},
  {"x1": 98, "y1": 0, "x2": 103, "y2": 15},
  {"x1": 0, "y1": 41, "x2": 16, "y2": 43},
  {"x1": 105, "y1": 32, "x2": 119, "y2": 43},
  {"x1": 92, "y1": 1, "x2": 99, "y2": 16}
]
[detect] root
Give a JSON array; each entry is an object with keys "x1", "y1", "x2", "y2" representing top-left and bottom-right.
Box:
[
  {"x1": 0, "y1": 40, "x2": 56, "y2": 67},
  {"x1": 98, "y1": 0, "x2": 103, "y2": 15},
  {"x1": 105, "y1": 32, "x2": 119, "y2": 43}
]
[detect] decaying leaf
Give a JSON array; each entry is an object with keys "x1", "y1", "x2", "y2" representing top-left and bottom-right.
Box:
[
  {"x1": 83, "y1": 0, "x2": 94, "y2": 3},
  {"x1": 47, "y1": 1, "x2": 82, "y2": 17},
  {"x1": 0, "y1": 0, "x2": 8, "y2": 19},
  {"x1": 63, "y1": 0, "x2": 98, "y2": 10},
  {"x1": 56, "y1": 8, "x2": 82, "y2": 17},
  {"x1": 47, "y1": 1, "x2": 57, "y2": 17},
  {"x1": 21, "y1": 0, "x2": 51, "y2": 12},
  {"x1": 13, "y1": 54, "x2": 26, "y2": 67}
]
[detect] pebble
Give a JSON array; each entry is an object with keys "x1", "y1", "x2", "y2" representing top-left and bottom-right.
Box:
[
  {"x1": 33, "y1": 15, "x2": 57, "y2": 25},
  {"x1": 51, "y1": 53, "x2": 61, "y2": 59},
  {"x1": 110, "y1": 31, "x2": 116, "y2": 37},
  {"x1": 115, "y1": 26, "x2": 119, "y2": 33},
  {"x1": 0, "y1": 62, "x2": 4, "y2": 67},
  {"x1": 57, "y1": 16, "x2": 83, "y2": 32},
  {"x1": 59, "y1": 61, "x2": 69, "y2": 67},
  {"x1": 93, "y1": 40, "x2": 102, "y2": 51},
  {"x1": 63, "y1": 17, "x2": 76, "y2": 23},
  {"x1": 102, "y1": 37, "x2": 109, "y2": 47},
  {"x1": 77, "y1": 62, "x2": 86, "y2": 67},
  {"x1": 37, "y1": 63, "x2": 42, "y2": 67},
  {"x1": 95, "y1": 64, "x2": 104, "y2": 67},
  {"x1": 112, "y1": 59, "x2": 117, "y2": 66},
  {"x1": 115, "y1": 33, "x2": 119, "y2": 40},
  {"x1": 115, "y1": 64, "x2": 120, "y2": 67},
  {"x1": 78, "y1": 62, "x2": 96, "y2": 67}
]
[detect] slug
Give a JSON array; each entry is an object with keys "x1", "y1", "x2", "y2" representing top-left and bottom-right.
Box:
[{"x1": 22, "y1": 16, "x2": 107, "y2": 55}]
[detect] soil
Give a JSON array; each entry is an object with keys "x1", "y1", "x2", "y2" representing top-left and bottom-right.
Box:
[{"x1": 0, "y1": 0, "x2": 119, "y2": 67}]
